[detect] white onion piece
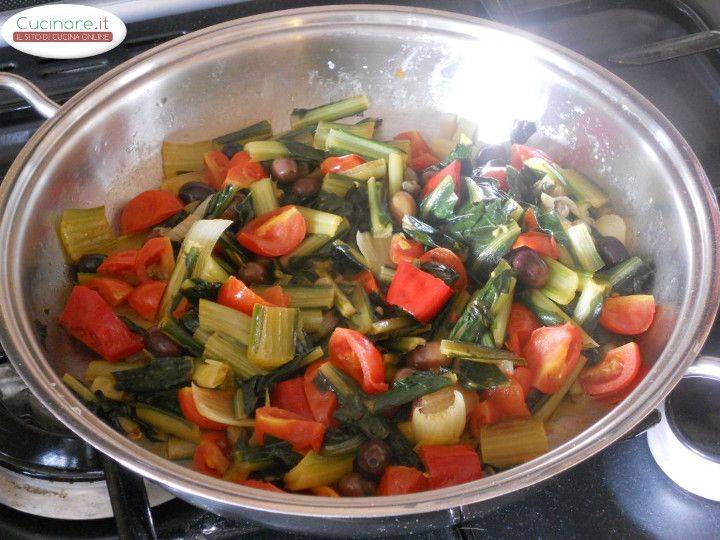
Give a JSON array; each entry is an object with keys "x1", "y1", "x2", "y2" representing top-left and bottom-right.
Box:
[
  {"x1": 191, "y1": 383, "x2": 253, "y2": 427},
  {"x1": 157, "y1": 195, "x2": 212, "y2": 242},
  {"x1": 594, "y1": 214, "x2": 627, "y2": 245},
  {"x1": 411, "y1": 388, "x2": 466, "y2": 445},
  {"x1": 356, "y1": 231, "x2": 392, "y2": 276}
]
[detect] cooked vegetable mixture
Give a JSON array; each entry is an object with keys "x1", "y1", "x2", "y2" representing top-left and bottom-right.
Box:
[{"x1": 58, "y1": 95, "x2": 655, "y2": 496}]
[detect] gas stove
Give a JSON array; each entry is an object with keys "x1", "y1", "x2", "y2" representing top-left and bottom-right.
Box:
[{"x1": 1, "y1": 1, "x2": 720, "y2": 539}]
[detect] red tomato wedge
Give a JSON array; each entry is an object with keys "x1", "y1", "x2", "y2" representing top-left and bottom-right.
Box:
[
  {"x1": 192, "y1": 431, "x2": 230, "y2": 477},
  {"x1": 513, "y1": 366, "x2": 533, "y2": 395},
  {"x1": 394, "y1": 131, "x2": 432, "y2": 155},
  {"x1": 422, "y1": 160, "x2": 462, "y2": 197},
  {"x1": 505, "y1": 302, "x2": 542, "y2": 356},
  {"x1": 478, "y1": 166, "x2": 508, "y2": 191},
  {"x1": 83, "y1": 277, "x2": 134, "y2": 306},
  {"x1": 239, "y1": 480, "x2": 285, "y2": 493},
  {"x1": 523, "y1": 322, "x2": 582, "y2": 394},
  {"x1": 510, "y1": 144, "x2": 552, "y2": 170},
  {"x1": 270, "y1": 377, "x2": 314, "y2": 420},
  {"x1": 259, "y1": 285, "x2": 290, "y2": 307},
  {"x1": 419, "y1": 444, "x2": 483, "y2": 489},
  {"x1": 386, "y1": 263, "x2": 452, "y2": 324},
  {"x1": 410, "y1": 152, "x2": 440, "y2": 171},
  {"x1": 599, "y1": 295, "x2": 656, "y2": 335},
  {"x1": 389, "y1": 233, "x2": 425, "y2": 265},
  {"x1": 378, "y1": 466, "x2": 429, "y2": 496},
  {"x1": 419, "y1": 248, "x2": 468, "y2": 293},
  {"x1": 593, "y1": 362, "x2": 649, "y2": 405},
  {"x1": 485, "y1": 376, "x2": 531, "y2": 419},
  {"x1": 470, "y1": 401, "x2": 504, "y2": 437},
  {"x1": 59, "y1": 286, "x2": 143, "y2": 362},
  {"x1": 119, "y1": 190, "x2": 184, "y2": 235},
  {"x1": 580, "y1": 342, "x2": 642, "y2": 397},
  {"x1": 236, "y1": 205, "x2": 307, "y2": 257},
  {"x1": 349, "y1": 270, "x2": 380, "y2": 295},
  {"x1": 394, "y1": 131, "x2": 439, "y2": 171},
  {"x1": 512, "y1": 232, "x2": 560, "y2": 260},
  {"x1": 304, "y1": 361, "x2": 338, "y2": 425},
  {"x1": 97, "y1": 250, "x2": 139, "y2": 282},
  {"x1": 218, "y1": 276, "x2": 273, "y2": 315},
  {"x1": 253, "y1": 406, "x2": 326, "y2": 454},
  {"x1": 329, "y1": 328, "x2": 388, "y2": 394},
  {"x1": 177, "y1": 386, "x2": 228, "y2": 430},
  {"x1": 320, "y1": 154, "x2": 365, "y2": 175},
  {"x1": 224, "y1": 151, "x2": 268, "y2": 188},
  {"x1": 127, "y1": 280, "x2": 167, "y2": 321},
  {"x1": 135, "y1": 237, "x2": 175, "y2": 282},
  {"x1": 203, "y1": 150, "x2": 230, "y2": 190}
]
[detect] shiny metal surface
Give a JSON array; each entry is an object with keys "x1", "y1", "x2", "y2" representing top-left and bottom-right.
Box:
[
  {"x1": 0, "y1": 5, "x2": 718, "y2": 534},
  {"x1": 608, "y1": 29, "x2": 720, "y2": 65},
  {"x1": 648, "y1": 356, "x2": 720, "y2": 501},
  {"x1": 0, "y1": 73, "x2": 59, "y2": 119}
]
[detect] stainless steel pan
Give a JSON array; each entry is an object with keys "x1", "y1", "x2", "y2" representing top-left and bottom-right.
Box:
[{"x1": 0, "y1": 5, "x2": 718, "y2": 536}]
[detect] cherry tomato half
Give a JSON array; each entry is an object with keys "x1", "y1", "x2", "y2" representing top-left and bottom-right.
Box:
[
  {"x1": 523, "y1": 322, "x2": 582, "y2": 394},
  {"x1": 236, "y1": 205, "x2": 307, "y2": 257},
  {"x1": 599, "y1": 295, "x2": 656, "y2": 335},
  {"x1": 580, "y1": 342, "x2": 642, "y2": 397},
  {"x1": 135, "y1": 237, "x2": 175, "y2": 282},
  {"x1": 329, "y1": 328, "x2": 388, "y2": 394},
  {"x1": 119, "y1": 190, "x2": 183, "y2": 235}
]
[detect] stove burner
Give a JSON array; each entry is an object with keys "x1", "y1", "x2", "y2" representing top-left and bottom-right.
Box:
[{"x1": 0, "y1": 363, "x2": 103, "y2": 480}]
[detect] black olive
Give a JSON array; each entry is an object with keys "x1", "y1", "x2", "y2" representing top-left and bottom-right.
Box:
[
  {"x1": 143, "y1": 327, "x2": 184, "y2": 357},
  {"x1": 510, "y1": 120, "x2": 537, "y2": 144},
  {"x1": 405, "y1": 341, "x2": 450, "y2": 371},
  {"x1": 476, "y1": 144, "x2": 508, "y2": 166},
  {"x1": 291, "y1": 176, "x2": 321, "y2": 199},
  {"x1": 179, "y1": 181, "x2": 216, "y2": 205},
  {"x1": 222, "y1": 143, "x2": 242, "y2": 159},
  {"x1": 270, "y1": 158, "x2": 300, "y2": 183},
  {"x1": 238, "y1": 262, "x2": 268, "y2": 285},
  {"x1": 596, "y1": 235, "x2": 629, "y2": 266},
  {"x1": 355, "y1": 440, "x2": 391, "y2": 479},
  {"x1": 75, "y1": 253, "x2": 106, "y2": 274},
  {"x1": 505, "y1": 247, "x2": 549, "y2": 288},
  {"x1": 337, "y1": 472, "x2": 376, "y2": 497}
]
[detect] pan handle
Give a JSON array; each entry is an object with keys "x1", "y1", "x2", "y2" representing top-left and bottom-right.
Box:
[
  {"x1": 0, "y1": 72, "x2": 60, "y2": 119},
  {"x1": 100, "y1": 453, "x2": 157, "y2": 540}
]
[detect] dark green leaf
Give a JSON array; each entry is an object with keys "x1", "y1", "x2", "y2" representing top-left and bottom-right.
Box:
[{"x1": 455, "y1": 359, "x2": 508, "y2": 390}]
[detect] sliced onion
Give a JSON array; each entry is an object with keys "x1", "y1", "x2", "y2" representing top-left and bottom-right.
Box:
[
  {"x1": 594, "y1": 214, "x2": 627, "y2": 245},
  {"x1": 356, "y1": 231, "x2": 392, "y2": 276},
  {"x1": 411, "y1": 388, "x2": 466, "y2": 445},
  {"x1": 191, "y1": 383, "x2": 254, "y2": 427},
  {"x1": 156, "y1": 195, "x2": 212, "y2": 242}
]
